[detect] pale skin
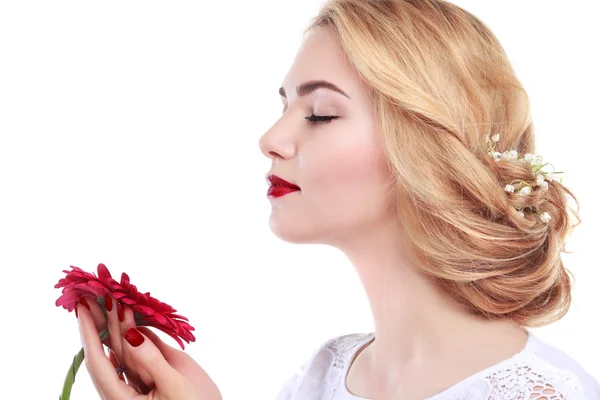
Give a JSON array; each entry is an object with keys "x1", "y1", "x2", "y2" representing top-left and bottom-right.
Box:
[
  {"x1": 259, "y1": 26, "x2": 529, "y2": 400},
  {"x1": 77, "y1": 298, "x2": 223, "y2": 400},
  {"x1": 79, "y1": 25, "x2": 528, "y2": 400}
]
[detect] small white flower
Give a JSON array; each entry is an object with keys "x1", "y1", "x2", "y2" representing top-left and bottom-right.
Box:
[
  {"x1": 523, "y1": 153, "x2": 536, "y2": 164},
  {"x1": 531, "y1": 157, "x2": 543, "y2": 166},
  {"x1": 539, "y1": 181, "x2": 549, "y2": 190},
  {"x1": 516, "y1": 210, "x2": 525, "y2": 218},
  {"x1": 504, "y1": 184, "x2": 515, "y2": 193},
  {"x1": 545, "y1": 172, "x2": 555, "y2": 182},
  {"x1": 539, "y1": 211, "x2": 552, "y2": 223},
  {"x1": 491, "y1": 133, "x2": 500, "y2": 142},
  {"x1": 536, "y1": 174, "x2": 545, "y2": 185},
  {"x1": 519, "y1": 186, "x2": 532, "y2": 195},
  {"x1": 502, "y1": 150, "x2": 518, "y2": 160},
  {"x1": 493, "y1": 151, "x2": 503, "y2": 161}
]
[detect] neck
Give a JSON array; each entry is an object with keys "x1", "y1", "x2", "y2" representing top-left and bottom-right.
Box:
[{"x1": 331, "y1": 218, "x2": 528, "y2": 386}]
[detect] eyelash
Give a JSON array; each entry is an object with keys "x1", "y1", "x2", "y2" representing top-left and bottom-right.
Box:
[{"x1": 304, "y1": 114, "x2": 338, "y2": 125}]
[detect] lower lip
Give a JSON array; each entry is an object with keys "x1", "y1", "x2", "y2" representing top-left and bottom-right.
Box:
[{"x1": 267, "y1": 185, "x2": 300, "y2": 198}]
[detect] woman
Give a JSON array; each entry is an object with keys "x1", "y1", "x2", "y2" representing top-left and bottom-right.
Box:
[{"x1": 77, "y1": 0, "x2": 600, "y2": 399}]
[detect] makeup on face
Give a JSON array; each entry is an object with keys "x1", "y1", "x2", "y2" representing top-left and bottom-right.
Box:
[{"x1": 266, "y1": 174, "x2": 301, "y2": 198}]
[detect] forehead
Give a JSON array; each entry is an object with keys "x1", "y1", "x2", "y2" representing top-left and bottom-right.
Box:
[{"x1": 281, "y1": 27, "x2": 364, "y2": 100}]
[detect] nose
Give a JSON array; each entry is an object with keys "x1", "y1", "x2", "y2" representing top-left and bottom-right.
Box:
[{"x1": 258, "y1": 118, "x2": 296, "y2": 161}]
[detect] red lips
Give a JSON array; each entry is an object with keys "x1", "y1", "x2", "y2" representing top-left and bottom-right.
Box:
[
  {"x1": 267, "y1": 174, "x2": 300, "y2": 189},
  {"x1": 266, "y1": 174, "x2": 300, "y2": 198}
]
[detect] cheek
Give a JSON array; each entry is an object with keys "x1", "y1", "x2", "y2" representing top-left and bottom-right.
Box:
[
  {"x1": 302, "y1": 133, "x2": 391, "y2": 217},
  {"x1": 314, "y1": 145, "x2": 376, "y2": 186}
]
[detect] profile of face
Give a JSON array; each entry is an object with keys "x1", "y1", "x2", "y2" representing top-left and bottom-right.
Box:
[{"x1": 259, "y1": 27, "x2": 396, "y2": 247}]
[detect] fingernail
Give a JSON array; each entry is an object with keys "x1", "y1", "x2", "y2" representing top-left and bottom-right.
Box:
[
  {"x1": 117, "y1": 303, "x2": 124, "y2": 322},
  {"x1": 80, "y1": 298, "x2": 91, "y2": 311},
  {"x1": 124, "y1": 328, "x2": 144, "y2": 347},
  {"x1": 104, "y1": 295, "x2": 113, "y2": 312}
]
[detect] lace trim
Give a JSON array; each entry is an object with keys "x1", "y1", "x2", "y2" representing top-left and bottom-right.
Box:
[
  {"x1": 482, "y1": 351, "x2": 585, "y2": 400},
  {"x1": 326, "y1": 334, "x2": 587, "y2": 400},
  {"x1": 325, "y1": 333, "x2": 370, "y2": 370},
  {"x1": 278, "y1": 334, "x2": 588, "y2": 400}
]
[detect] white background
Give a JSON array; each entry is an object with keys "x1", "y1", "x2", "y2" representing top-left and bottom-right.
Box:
[{"x1": 0, "y1": 0, "x2": 598, "y2": 397}]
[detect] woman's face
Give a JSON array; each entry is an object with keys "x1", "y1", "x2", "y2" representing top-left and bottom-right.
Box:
[{"x1": 259, "y1": 27, "x2": 395, "y2": 245}]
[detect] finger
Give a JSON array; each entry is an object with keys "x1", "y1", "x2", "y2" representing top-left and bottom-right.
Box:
[
  {"x1": 78, "y1": 303, "x2": 137, "y2": 399},
  {"x1": 119, "y1": 305, "x2": 152, "y2": 394},
  {"x1": 136, "y1": 327, "x2": 222, "y2": 399},
  {"x1": 80, "y1": 295, "x2": 108, "y2": 337},
  {"x1": 106, "y1": 296, "x2": 123, "y2": 361},
  {"x1": 135, "y1": 327, "x2": 182, "y2": 360},
  {"x1": 108, "y1": 348, "x2": 126, "y2": 382},
  {"x1": 136, "y1": 327, "x2": 195, "y2": 371},
  {"x1": 123, "y1": 327, "x2": 189, "y2": 395}
]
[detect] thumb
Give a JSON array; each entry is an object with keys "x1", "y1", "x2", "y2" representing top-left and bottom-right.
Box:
[
  {"x1": 136, "y1": 326, "x2": 195, "y2": 369},
  {"x1": 136, "y1": 326, "x2": 183, "y2": 360},
  {"x1": 123, "y1": 327, "x2": 189, "y2": 396}
]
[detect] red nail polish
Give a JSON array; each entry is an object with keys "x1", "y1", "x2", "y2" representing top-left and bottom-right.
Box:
[
  {"x1": 80, "y1": 298, "x2": 91, "y2": 311},
  {"x1": 105, "y1": 295, "x2": 113, "y2": 312},
  {"x1": 117, "y1": 303, "x2": 124, "y2": 322},
  {"x1": 124, "y1": 328, "x2": 144, "y2": 347}
]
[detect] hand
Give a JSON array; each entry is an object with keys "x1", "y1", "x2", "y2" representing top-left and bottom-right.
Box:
[{"x1": 77, "y1": 299, "x2": 223, "y2": 400}]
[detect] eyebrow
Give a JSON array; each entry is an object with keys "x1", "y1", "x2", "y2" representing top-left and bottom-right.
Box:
[{"x1": 278, "y1": 80, "x2": 351, "y2": 99}]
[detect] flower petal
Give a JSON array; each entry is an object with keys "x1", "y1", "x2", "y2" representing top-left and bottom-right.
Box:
[
  {"x1": 97, "y1": 263, "x2": 112, "y2": 280},
  {"x1": 55, "y1": 263, "x2": 196, "y2": 348}
]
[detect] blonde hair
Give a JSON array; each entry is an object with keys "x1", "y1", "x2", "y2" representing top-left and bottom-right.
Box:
[{"x1": 306, "y1": 0, "x2": 581, "y2": 327}]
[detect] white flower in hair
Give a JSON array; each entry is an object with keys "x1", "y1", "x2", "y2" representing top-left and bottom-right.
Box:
[
  {"x1": 536, "y1": 174, "x2": 545, "y2": 185},
  {"x1": 539, "y1": 211, "x2": 552, "y2": 223},
  {"x1": 519, "y1": 186, "x2": 531, "y2": 195},
  {"x1": 523, "y1": 153, "x2": 537, "y2": 164},
  {"x1": 502, "y1": 150, "x2": 518, "y2": 160},
  {"x1": 487, "y1": 134, "x2": 563, "y2": 229}
]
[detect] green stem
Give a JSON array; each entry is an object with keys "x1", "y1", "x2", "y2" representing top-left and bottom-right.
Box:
[{"x1": 59, "y1": 328, "x2": 110, "y2": 400}]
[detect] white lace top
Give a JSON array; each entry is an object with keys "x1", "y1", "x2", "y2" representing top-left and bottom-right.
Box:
[{"x1": 275, "y1": 331, "x2": 600, "y2": 400}]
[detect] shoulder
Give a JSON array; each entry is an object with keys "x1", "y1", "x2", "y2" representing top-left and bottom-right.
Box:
[
  {"x1": 481, "y1": 334, "x2": 599, "y2": 400},
  {"x1": 305, "y1": 332, "x2": 374, "y2": 373},
  {"x1": 274, "y1": 332, "x2": 373, "y2": 400},
  {"x1": 524, "y1": 334, "x2": 600, "y2": 399},
  {"x1": 321, "y1": 332, "x2": 374, "y2": 355}
]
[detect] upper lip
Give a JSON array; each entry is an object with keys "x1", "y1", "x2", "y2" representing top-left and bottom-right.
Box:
[{"x1": 266, "y1": 173, "x2": 301, "y2": 189}]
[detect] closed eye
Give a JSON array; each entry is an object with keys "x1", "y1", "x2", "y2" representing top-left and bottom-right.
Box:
[{"x1": 305, "y1": 114, "x2": 339, "y2": 125}]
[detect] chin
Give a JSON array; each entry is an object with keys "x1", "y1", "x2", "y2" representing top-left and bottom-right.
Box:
[
  {"x1": 268, "y1": 219, "x2": 321, "y2": 244},
  {"x1": 269, "y1": 219, "x2": 346, "y2": 246},
  {"x1": 269, "y1": 227, "x2": 316, "y2": 244}
]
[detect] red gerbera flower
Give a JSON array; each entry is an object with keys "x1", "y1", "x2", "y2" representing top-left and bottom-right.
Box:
[
  {"x1": 55, "y1": 263, "x2": 195, "y2": 349},
  {"x1": 55, "y1": 263, "x2": 196, "y2": 399}
]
